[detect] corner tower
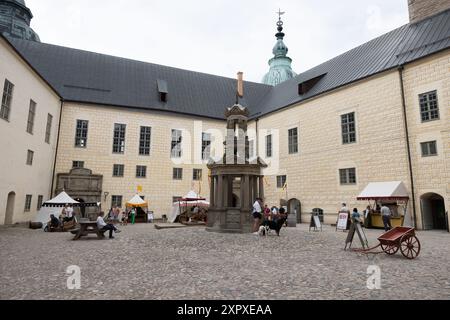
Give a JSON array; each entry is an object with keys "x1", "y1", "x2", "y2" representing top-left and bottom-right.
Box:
[
  {"x1": 262, "y1": 10, "x2": 296, "y2": 86},
  {"x1": 0, "y1": 0, "x2": 40, "y2": 41}
]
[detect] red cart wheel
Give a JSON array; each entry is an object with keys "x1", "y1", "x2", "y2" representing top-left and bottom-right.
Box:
[
  {"x1": 400, "y1": 235, "x2": 421, "y2": 259},
  {"x1": 381, "y1": 243, "x2": 399, "y2": 255}
]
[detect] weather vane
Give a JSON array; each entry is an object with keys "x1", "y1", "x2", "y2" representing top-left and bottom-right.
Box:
[{"x1": 277, "y1": 8, "x2": 285, "y2": 21}]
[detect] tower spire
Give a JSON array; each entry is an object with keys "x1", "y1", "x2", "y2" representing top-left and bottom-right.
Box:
[{"x1": 262, "y1": 10, "x2": 297, "y2": 86}]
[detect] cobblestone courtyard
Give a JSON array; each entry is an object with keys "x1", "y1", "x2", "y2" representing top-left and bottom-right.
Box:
[{"x1": 0, "y1": 223, "x2": 449, "y2": 300}]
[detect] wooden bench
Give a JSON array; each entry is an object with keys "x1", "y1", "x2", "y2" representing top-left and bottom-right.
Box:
[{"x1": 72, "y1": 221, "x2": 106, "y2": 240}]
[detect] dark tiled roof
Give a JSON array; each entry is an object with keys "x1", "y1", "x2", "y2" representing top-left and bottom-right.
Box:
[
  {"x1": 3, "y1": 9, "x2": 449, "y2": 120},
  {"x1": 4, "y1": 38, "x2": 272, "y2": 120},
  {"x1": 255, "y1": 8, "x2": 450, "y2": 117}
]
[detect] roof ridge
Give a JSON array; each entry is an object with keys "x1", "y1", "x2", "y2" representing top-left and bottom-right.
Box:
[{"x1": 10, "y1": 38, "x2": 271, "y2": 87}]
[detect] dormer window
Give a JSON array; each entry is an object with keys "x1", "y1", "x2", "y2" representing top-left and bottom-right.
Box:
[
  {"x1": 157, "y1": 79, "x2": 168, "y2": 103},
  {"x1": 298, "y1": 73, "x2": 327, "y2": 95}
]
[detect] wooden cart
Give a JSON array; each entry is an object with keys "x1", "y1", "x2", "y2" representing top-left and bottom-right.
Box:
[{"x1": 357, "y1": 227, "x2": 421, "y2": 259}]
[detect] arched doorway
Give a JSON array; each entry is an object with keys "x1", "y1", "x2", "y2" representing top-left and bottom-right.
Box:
[
  {"x1": 288, "y1": 198, "x2": 301, "y2": 223},
  {"x1": 421, "y1": 193, "x2": 446, "y2": 230},
  {"x1": 5, "y1": 192, "x2": 16, "y2": 225}
]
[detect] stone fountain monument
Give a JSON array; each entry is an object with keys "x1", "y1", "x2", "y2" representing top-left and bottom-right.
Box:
[{"x1": 206, "y1": 73, "x2": 267, "y2": 234}]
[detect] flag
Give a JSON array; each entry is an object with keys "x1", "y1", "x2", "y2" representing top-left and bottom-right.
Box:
[{"x1": 137, "y1": 185, "x2": 143, "y2": 193}]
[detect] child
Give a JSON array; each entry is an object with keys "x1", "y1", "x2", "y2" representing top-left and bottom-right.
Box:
[{"x1": 121, "y1": 210, "x2": 128, "y2": 226}]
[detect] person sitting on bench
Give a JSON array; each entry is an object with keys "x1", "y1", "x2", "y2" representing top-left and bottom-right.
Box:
[
  {"x1": 97, "y1": 212, "x2": 121, "y2": 239},
  {"x1": 49, "y1": 214, "x2": 61, "y2": 230}
]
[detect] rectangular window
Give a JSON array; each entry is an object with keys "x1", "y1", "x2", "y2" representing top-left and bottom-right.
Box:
[
  {"x1": 139, "y1": 126, "x2": 152, "y2": 155},
  {"x1": 26, "y1": 100, "x2": 36, "y2": 134},
  {"x1": 72, "y1": 161, "x2": 85, "y2": 169},
  {"x1": 45, "y1": 114, "x2": 53, "y2": 144},
  {"x1": 111, "y1": 196, "x2": 123, "y2": 208},
  {"x1": 113, "y1": 164, "x2": 125, "y2": 177},
  {"x1": 26, "y1": 150, "x2": 34, "y2": 165},
  {"x1": 113, "y1": 124, "x2": 126, "y2": 154},
  {"x1": 1, "y1": 79, "x2": 14, "y2": 121},
  {"x1": 202, "y1": 132, "x2": 211, "y2": 160},
  {"x1": 136, "y1": 165, "x2": 147, "y2": 178},
  {"x1": 173, "y1": 168, "x2": 183, "y2": 180},
  {"x1": 193, "y1": 169, "x2": 202, "y2": 181},
  {"x1": 171, "y1": 129, "x2": 182, "y2": 158},
  {"x1": 277, "y1": 175, "x2": 287, "y2": 189},
  {"x1": 421, "y1": 141, "x2": 438, "y2": 157},
  {"x1": 266, "y1": 134, "x2": 272, "y2": 158},
  {"x1": 24, "y1": 195, "x2": 32, "y2": 212},
  {"x1": 249, "y1": 140, "x2": 255, "y2": 159},
  {"x1": 288, "y1": 128, "x2": 299, "y2": 154},
  {"x1": 420, "y1": 91, "x2": 439, "y2": 122},
  {"x1": 339, "y1": 168, "x2": 357, "y2": 185},
  {"x1": 75, "y1": 120, "x2": 89, "y2": 148},
  {"x1": 341, "y1": 112, "x2": 356, "y2": 144},
  {"x1": 37, "y1": 195, "x2": 44, "y2": 210}
]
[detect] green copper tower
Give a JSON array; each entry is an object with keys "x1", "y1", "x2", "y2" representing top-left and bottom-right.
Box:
[
  {"x1": 0, "y1": 0, "x2": 40, "y2": 42},
  {"x1": 262, "y1": 10, "x2": 296, "y2": 86}
]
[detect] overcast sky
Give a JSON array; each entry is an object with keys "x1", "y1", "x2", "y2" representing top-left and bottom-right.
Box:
[{"x1": 27, "y1": 0, "x2": 409, "y2": 83}]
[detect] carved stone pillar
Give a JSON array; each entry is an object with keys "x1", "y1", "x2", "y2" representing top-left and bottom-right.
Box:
[{"x1": 259, "y1": 176, "x2": 265, "y2": 200}]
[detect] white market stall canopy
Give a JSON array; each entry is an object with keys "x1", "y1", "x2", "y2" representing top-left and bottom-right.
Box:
[
  {"x1": 357, "y1": 181, "x2": 410, "y2": 201},
  {"x1": 182, "y1": 191, "x2": 206, "y2": 201},
  {"x1": 126, "y1": 194, "x2": 148, "y2": 207},
  {"x1": 42, "y1": 192, "x2": 79, "y2": 207}
]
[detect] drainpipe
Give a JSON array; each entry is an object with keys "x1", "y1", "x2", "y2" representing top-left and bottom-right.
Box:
[
  {"x1": 50, "y1": 99, "x2": 64, "y2": 198},
  {"x1": 398, "y1": 66, "x2": 418, "y2": 229}
]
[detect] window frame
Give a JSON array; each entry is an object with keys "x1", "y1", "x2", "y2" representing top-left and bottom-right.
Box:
[
  {"x1": 419, "y1": 91, "x2": 440, "y2": 123},
  {"x1": 171, "y1": 129, "x2": 182, "y2": 158},
  {"x1": 45, "y1": 113, "x2": 53, "y2": 144},
  {"x1": 201, "y1": 132, "x2": 211, "y2": 160},
  {"x1": 339, "y1": 168, "x2": 357, "y2": 185},
  {"x1": 173, "y1": 168, "x2": 183, "y2": 180},
  {"x1": 37, "y1": 195, "x2": 44, "y2": 210},
  {"x1": 26, "y1": 100, "x2": 36, "y2": 134},
  {"x1": 75, "y1": 120, "x2": 89, "y2": 148},
  {"x1": 420, "y1": 141, "x2": 438, "y2": 157},
  {"x1": 113, "y1": 164, "x2": 125, "y2": 177},
  {"x1": 136, "y1": 165, "x2": 147, "y2": 178},
  {"x1": 113, "y1": 123, "x2": 127, "y2": 154},
  {"x1": 1, "y1": 79, "x2": 14, "y2": 121},
  {"x1": 139, "y1": 126, "x2": 152, "y2": 156},
  {"x1": 72, "y1": 161, "x2": 85, "y2": 169},
  {"x1": 266, "y1": 134, "x2": 273, "y2": 158},
  {"x1": 276, "y1": 175, "x2": 287, "y2": 189},
  {"x1": 288, "y1": 128, "x2": 299, "y2": 154},
  {"x1": 193, "y1": 169, "x2": 203, "y2": 181},
  {"x1": 24, "y1": 195, "x2": 32, "y2": 212},
  {"x1": 111, "y1": 195, "x2": 123, "y2": 208},
  {"x1": 341, "y1": 112, "x2": 357, "y2": 145},
  {"x1": 26, "y1": 150, "x2": 34, "y2": 166}
]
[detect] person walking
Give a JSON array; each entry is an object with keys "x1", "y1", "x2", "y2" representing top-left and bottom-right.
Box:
[
  {"x1": 252, "y1": 198, "x2": 263, "y2": 234},
  {"x1": 381, "y1": 204, "x2": 393, "y2": 232}
]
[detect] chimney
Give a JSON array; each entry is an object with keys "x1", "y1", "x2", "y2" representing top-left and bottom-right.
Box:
[
  {"x1": 237, "y1": 72, "x2": 244, "y2": 98},
  {"x1": 408, "y1": 0, "x2": 450, "y2": 23}
]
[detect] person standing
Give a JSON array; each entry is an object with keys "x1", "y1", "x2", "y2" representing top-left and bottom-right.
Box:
[
  {"x1": 130, "y1": 207, "x2": 136, "y2": 225},
  {"x1": 381, "y1": 204, "x2": 393, "y2": 232},
  {"x1": 252, "y1": 198, "x2": 263, "y2": 234},
  {"x1": 363, "y1": 205, "x2": 371, "y2": 228},
  {"x1": 339, "y1": 203, "x2": 351, "y2": 230}
]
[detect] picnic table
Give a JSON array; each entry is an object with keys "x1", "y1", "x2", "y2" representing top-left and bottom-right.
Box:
[{"x1": 72, "y1": 221, "x2": 106, "y2": 240}]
